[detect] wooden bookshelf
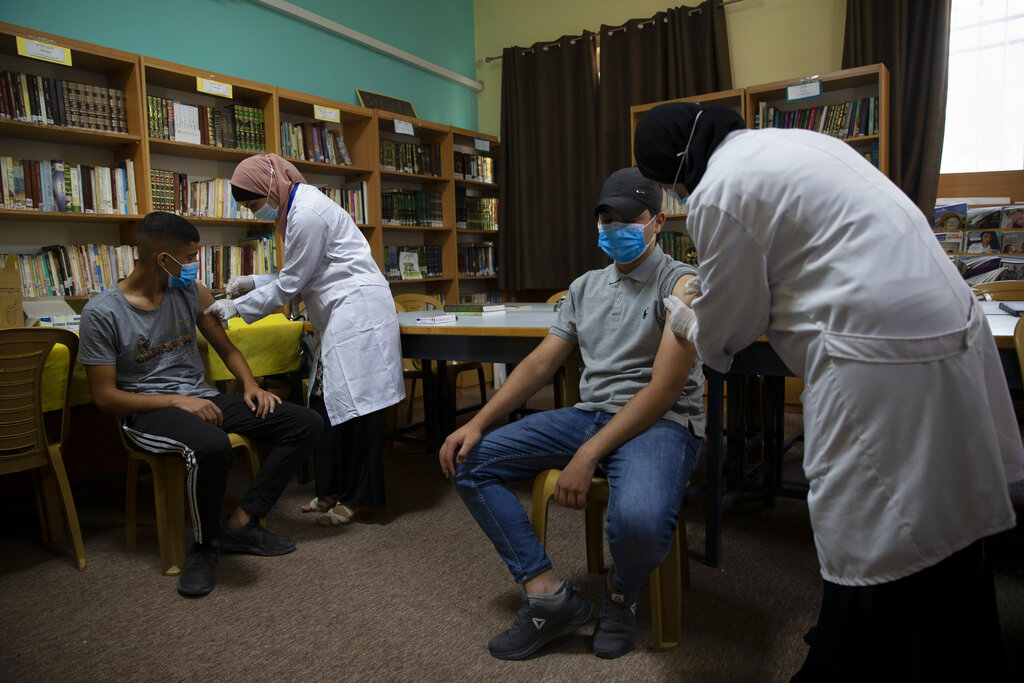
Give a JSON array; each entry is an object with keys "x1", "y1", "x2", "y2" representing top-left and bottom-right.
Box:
[
  {"x1": 451, "y1": 127, "x2": 499, "y2": 302},
  {"x1": 745, "y1": 63, "x2": 889, "y2": 177}
]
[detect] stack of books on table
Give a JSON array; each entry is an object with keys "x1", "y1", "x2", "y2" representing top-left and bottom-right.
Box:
[{"x1": 444, "y1": 302, "x2": 506, "y2": 316}]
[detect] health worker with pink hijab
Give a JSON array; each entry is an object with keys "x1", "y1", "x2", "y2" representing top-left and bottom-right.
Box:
[{"x1": 205, "y1": 153, "x2": 405, "y2": 527}]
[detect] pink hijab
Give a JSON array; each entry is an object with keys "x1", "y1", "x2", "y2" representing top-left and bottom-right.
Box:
[{"x1": 230, "y1": 153, "x2": 307, "y2": 230}]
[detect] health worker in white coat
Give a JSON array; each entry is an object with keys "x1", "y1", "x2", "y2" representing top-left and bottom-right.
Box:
[
  {"x1": 634, "y1": 102, "x2": 1024, "y2": 681},
  {"x1": 205, "y1": 154, "x2": 405, "y2": 526}
]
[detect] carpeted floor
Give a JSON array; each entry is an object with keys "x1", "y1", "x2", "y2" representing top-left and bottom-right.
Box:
[{"x1": 1, "y1": 389, "x2": 1022, "y2": 682}]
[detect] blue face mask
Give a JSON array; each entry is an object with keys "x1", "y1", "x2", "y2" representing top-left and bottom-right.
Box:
[
  {"x1": 252, "y1": 201, "x2": 279, "y2": 222},
  {"x1": 597, "y1": 216, "x2": 656, "y2": 264},
  {"x1": 163, "y1": 255, "x2": 200, "y2": 288}
]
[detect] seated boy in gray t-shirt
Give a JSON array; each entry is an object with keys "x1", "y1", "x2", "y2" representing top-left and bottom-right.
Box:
[
  {"x1": 438, "y1": 168, "x2": 704, "y2": 661},
  {"x1": 79, "y1": 211, "x2": 321, "y2": 599}
]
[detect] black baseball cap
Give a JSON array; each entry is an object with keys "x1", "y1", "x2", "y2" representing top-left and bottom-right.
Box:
[{"x1": 593, "y1": 167, "x2": 663, "y2": 220}]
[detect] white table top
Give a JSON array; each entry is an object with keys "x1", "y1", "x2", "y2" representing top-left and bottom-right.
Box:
[
  {"x1": 397, "y1": 302, "x2": 558, "y2": 334},
  {"x1": 981, "y1": 300, "x2": 1020, "y2": 339}
]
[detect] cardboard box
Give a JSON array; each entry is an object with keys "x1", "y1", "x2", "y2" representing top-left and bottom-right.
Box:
[{"x1": 0, "y1": 255, "x2": 24, "y2": 329}]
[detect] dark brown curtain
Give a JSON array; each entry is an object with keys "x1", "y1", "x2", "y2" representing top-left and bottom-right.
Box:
[
  {"x1": 842, "y1": 0, "x2": 951, "y2": 217},
  {"x1": 498, "y1": 33, "x2": 600, "y2": 290},
  {"x1": 597, "y1": 1, "x2": 732, "y2": 178}
]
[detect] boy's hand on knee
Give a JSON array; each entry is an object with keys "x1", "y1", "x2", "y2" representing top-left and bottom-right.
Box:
[
  {"x1": 439, "y1": 425, "x2": 482, "y2": 480},
  {"x1": 555, "y1": 458, "x2": 596, "y2": 510},
  {"x1": 171, "y1": 395, "x2": 223, "y2": 425}
]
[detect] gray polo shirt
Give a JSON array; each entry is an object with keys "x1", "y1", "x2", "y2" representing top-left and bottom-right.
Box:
[
  {"x1": 78, "y1": 283, "x2": 217, "y2": 399},
  {"x1": 549, "y1": 248, "x2": 705, "y2": 437}
]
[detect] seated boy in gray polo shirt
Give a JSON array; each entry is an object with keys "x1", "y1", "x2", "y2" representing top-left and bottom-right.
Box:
[{"x1": 439, "y1": 167, "x2": 704, "y2": 660}]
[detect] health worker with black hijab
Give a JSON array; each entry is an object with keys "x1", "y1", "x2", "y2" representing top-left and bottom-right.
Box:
[{"x1": 634, "y1": 101, "x2": 1023, "y2": 681}]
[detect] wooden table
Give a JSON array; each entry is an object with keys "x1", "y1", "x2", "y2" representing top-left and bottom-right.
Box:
[{"x1": 396, "y1": 303, "x2": 581, "y2": 444}]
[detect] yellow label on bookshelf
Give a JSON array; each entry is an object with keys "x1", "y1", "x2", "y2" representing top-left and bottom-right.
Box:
[
  {"x1": 313, "y1": 105, "x2": 341, "y2": 123},
  {"x1": 16, "y1": 37, "x2": 72, "y2": 66},
  {"x1": 196, "y1": 77, "x2": 233, "y2": 99}
]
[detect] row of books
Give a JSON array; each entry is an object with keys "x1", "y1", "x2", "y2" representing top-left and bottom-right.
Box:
[
  {"x1": 315, "y1": 182, "x2": 368, "y2": 224},
  {"x1": 935, "y1": 229, "x2": 1024, "y2": 255},
  {"x1": 385, "y1": 245, "x2": 443, "y2": 280},
  {"x1": 281, "y1": 121, "x2": 352, "y2": 165},
  {"x1": 13, "y1": 244, "x2": 136, "y2": 297},
  {"x1": 381, "y1": 189, "x2": 443, "y2": 227},
  {"x1": 150, "y1": 171, "x2": 255, "y2": 219},
  {"x1": 196, "y1": 239, "x2": 276, "y2": 289},
  {"x1": 379, "y1": 139, "x2": 442, "y2": 177},
  {"x1": 957, "y1": 254, "x2": 1024, "y2": 285},
  {"x1": 456, "y1": 189, "x2": 498, "y2": 231},
  {"x1": 457, "y1": 242, "x2": 497, "y2": 277},
  {"x1": 658, "y1": 231, "x2": 697, "y2": 267},
  {"x1": 1, "y1": 157, "x2": 138, "y2": 215},
  {"x1": 0, "y1": 69, "x2": 128, "y2": 133},
  {"x1": 754, "y1": 96, "x2": 880, "y2": 140},
  {"x1": 457, "y1": 292, "x2": 503, "y2": 303},
  {"x1": 146, "y1": 96, "x2": 266, "y2": 151},
  {"x1": 454, "y1": 152, "x2": 494, "y2": 183},
  {"x1": 934, "y1": 203, "x2": 1024, "y2": 231}
]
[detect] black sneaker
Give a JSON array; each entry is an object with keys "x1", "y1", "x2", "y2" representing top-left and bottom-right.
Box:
[
  {"x1": 488, "y1": 580, "x2": 594, "y2": 660},
  {"x1": 177, "y1": 542, "x2": 218, "y2": 597},
  {"x1": 218, "y1": 517, "x2": 296, "y2": 556},
  {"x1": 592, "y1": 576, "x2": 638, "y2": 659}
]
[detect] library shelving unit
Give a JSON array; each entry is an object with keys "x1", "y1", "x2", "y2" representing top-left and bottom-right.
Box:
[
  {"x1": 451, "y1": 126, "x2": 500, "y2": 303},
  {"x1": 0, "y1": 21, "x2": 148, "y2": 301},
  {"x1": 275, "y1": 86, "x2": 380, "y2": 264},
  {"x1": 745, "y1": 63, "x2": 889, "y2": 177},
  {"x1": 375, "y1": 110, "x2": 456, "y2": 304},
  {"x1": 139, "y1": 55, "x2": 278, "y2": 289}
]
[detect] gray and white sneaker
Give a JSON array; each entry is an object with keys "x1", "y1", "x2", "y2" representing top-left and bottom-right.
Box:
[
  {"x1": 488, "y1": 580, "x2": 594, "y2": 660},
  {"x1": 592, "y1": 576, "x2": 638, "y2": 659}
]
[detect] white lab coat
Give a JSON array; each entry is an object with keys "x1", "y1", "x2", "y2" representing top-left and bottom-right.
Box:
[
  {"x1": 688, "y1": 128, "x2": 1024, "y2": 586},
  {"x1": 233, "y1": 184, "x2": 405, "y2": 426}
]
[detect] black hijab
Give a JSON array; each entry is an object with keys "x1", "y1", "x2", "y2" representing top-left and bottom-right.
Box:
[{"x1": 633, "y1": 102, "x2": 745, "y2": 193}]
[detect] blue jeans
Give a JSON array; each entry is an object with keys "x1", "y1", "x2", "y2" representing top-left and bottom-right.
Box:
[{"x1": 453, "y1": 407, "x2": 702, "y2": 593}]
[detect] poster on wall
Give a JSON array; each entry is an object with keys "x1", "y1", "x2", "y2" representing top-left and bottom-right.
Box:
[{"x1": 356, "y1": 89, "x2": 417, "y2": 118}]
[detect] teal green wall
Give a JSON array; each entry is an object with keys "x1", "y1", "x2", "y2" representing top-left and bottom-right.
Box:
[{"x1": 3, "y1": 0, "x2": 478, "y2": 129}]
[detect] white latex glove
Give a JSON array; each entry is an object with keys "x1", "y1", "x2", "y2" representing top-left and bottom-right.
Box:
[
  {"x1": 225, "y1": 275, "x2": 255, "y2": 299},
  {"x1": 684, "y1": 276, "x2": 702, "y2": 300},
  {"x1": 204, "y1": 299, "x2": 238, "y2": 327},
  {"x1": 663, "y1": 295, "x2": 698, "y2": 344}
]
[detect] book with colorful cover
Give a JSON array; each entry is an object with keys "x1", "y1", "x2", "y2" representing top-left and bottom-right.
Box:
[
  {"x1": 1001, "y1": 206, "x2": 1024, "y2": 230},
  {"x1": 934, "y1": 231, "x2": 963, "y2": 255},
  {"x1": 966, "y1": 207, "x2": 1002, "y2": 229},
  {"x1": 933, "y1": 202, "x2": 967, "y2": 230}
]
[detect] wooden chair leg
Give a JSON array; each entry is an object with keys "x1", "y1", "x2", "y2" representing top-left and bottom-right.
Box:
[
  {"x1": 126, "y1": 457, "x2": 139, "y2": 552},
  {"x1": 152, "y1": 456, "x2": 187, "y2": 577},
  {"x1": 476, "y1": 366, "x2": 486, "y2": 405},
  {"x1": 530, "y1": 469, "x2": 560, "y2": 546},
  {"x1": 585, "y1": 502, "x2": 606, "y2": 574},
  {"x1": 407, "y1": 376, "x2": 418, "y2": 425},
  {"x1": 33, "y1": 467, "x2": 65, "y2": 543},
  {"x1": 49, "y1": 446, "x2": 86, "y2": 571},
  {"x1": 652, "y1": 503, "x2": 688, "y2": 652}
]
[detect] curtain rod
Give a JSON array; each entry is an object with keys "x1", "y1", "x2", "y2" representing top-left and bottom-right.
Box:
[
  {"x1": 247, "y1": 0, "x2": 484, "y2": 92},
  {"x1": 481, "y1": 0, "x2": 745, "y2": 63}
]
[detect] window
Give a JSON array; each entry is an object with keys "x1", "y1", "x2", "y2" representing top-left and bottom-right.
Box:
[{"x1": 940, "y1": 0, "x2": 1024, "y2": 173}]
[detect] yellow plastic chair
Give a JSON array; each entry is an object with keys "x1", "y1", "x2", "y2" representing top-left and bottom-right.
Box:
[
  {"x1": 973, "y1": 280, "x2": 1024, "y2": 301},
  {"x1": 0, "y1": 328, "x2": 86, "y2": 571},
  {"x1": 531, "y1": 469, "x2": 690, "y2": 652},
  {"x1": 123, "y1": 335, "x2": 262, "y2": 576},
  {"x1": 393, "y1": 294, "x2": 486, "y2": 422}
]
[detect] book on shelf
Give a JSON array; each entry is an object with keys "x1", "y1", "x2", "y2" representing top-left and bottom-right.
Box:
[
  {"x1": 316, "y1": 181, "x2": 368, "y2": 223},
  {"x1": 456, "y1": 242, "x2": 497, "y2": 277},
  {"x1": 281, "y1": 121, "x2": 352, "y2": 165},
  {"x1": 1000, "y1": 206, "x2": 1024, "y2": 230},
  {"x1": 755, "y1": 96, "x2": 879, "y2": 140},
  {"x1": 149, "y1": 170, "x2": 254, "y2": 218},
  {"x1": 444, "y1": 302, "x2": 505, "y2": 315},
  {"x1": 454, "y1": 152, "x2": 495, "y2": 183},
  {"x1": 1000, "y1": 231, "x2": 1024, "y2": 255},
  {"x1": 965, "y1": 207, "x2": 1002, "y2": 229},
  {"x1": 398, "y1": 251, "x2": 423, "y2": 280},
  {"x1": 934, "y1": 231, "x2": 964, "y2": 255},
  {"x1": 379, "y1": 139, "x2": 442, "y2": 176},
  {"x1": 385, "y1": 245, "x2": 442, "y2": 279},
  {"x1": 198, "y1": 238, "x2": 277, "y2": 289},
  {"x1": 958, "y1": 254, "x2": 1003, "y2": 283},
  {"x1": 657, "y1": 232, "x2": 698, "y2": 267},
  {"x1": 146, "y1": 96, "x2": 265, "y2": 151},
  {"x1": 934, "y1": 202, "x2": 967, "y2": 230},
  {"x1": 381, "y1": 189, "x2": 442, "y2": 227},
  {"x1": 964, "y1": 230, "x2": 1002, "y2": 254},
  {"x1": 9, "y1": 244, "x2": 137, "y2": 297}
]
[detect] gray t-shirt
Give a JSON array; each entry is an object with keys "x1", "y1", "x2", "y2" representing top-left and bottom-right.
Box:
[
  {"x1": 549, "y1": 248, "x2": 705, "y2": 437},
  {"x1": 78, "y1": 283, "x2": 217, "y2": 398}
]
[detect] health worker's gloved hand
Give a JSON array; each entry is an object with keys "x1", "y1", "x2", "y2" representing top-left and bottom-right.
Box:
[
  {"x1": 663, "y1": 295, "x2": 698, "y2": 344},
  {"x1": 204, "y1": 300, "x2": 238, "y2": 327},
  {"x1": 224, "y1": 275, "x2": 255, "y2": 299},
  {"x1": 684, "y1": 276, "x2": 702, "y2": 300}
]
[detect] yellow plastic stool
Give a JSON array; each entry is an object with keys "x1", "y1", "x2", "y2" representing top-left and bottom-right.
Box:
[
  {"x1": 530, "y1": 468, "x2": 690, "y2": 651},
  {"x1": 125, "y1": 431, "x2": 261, "y2": 576}
]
